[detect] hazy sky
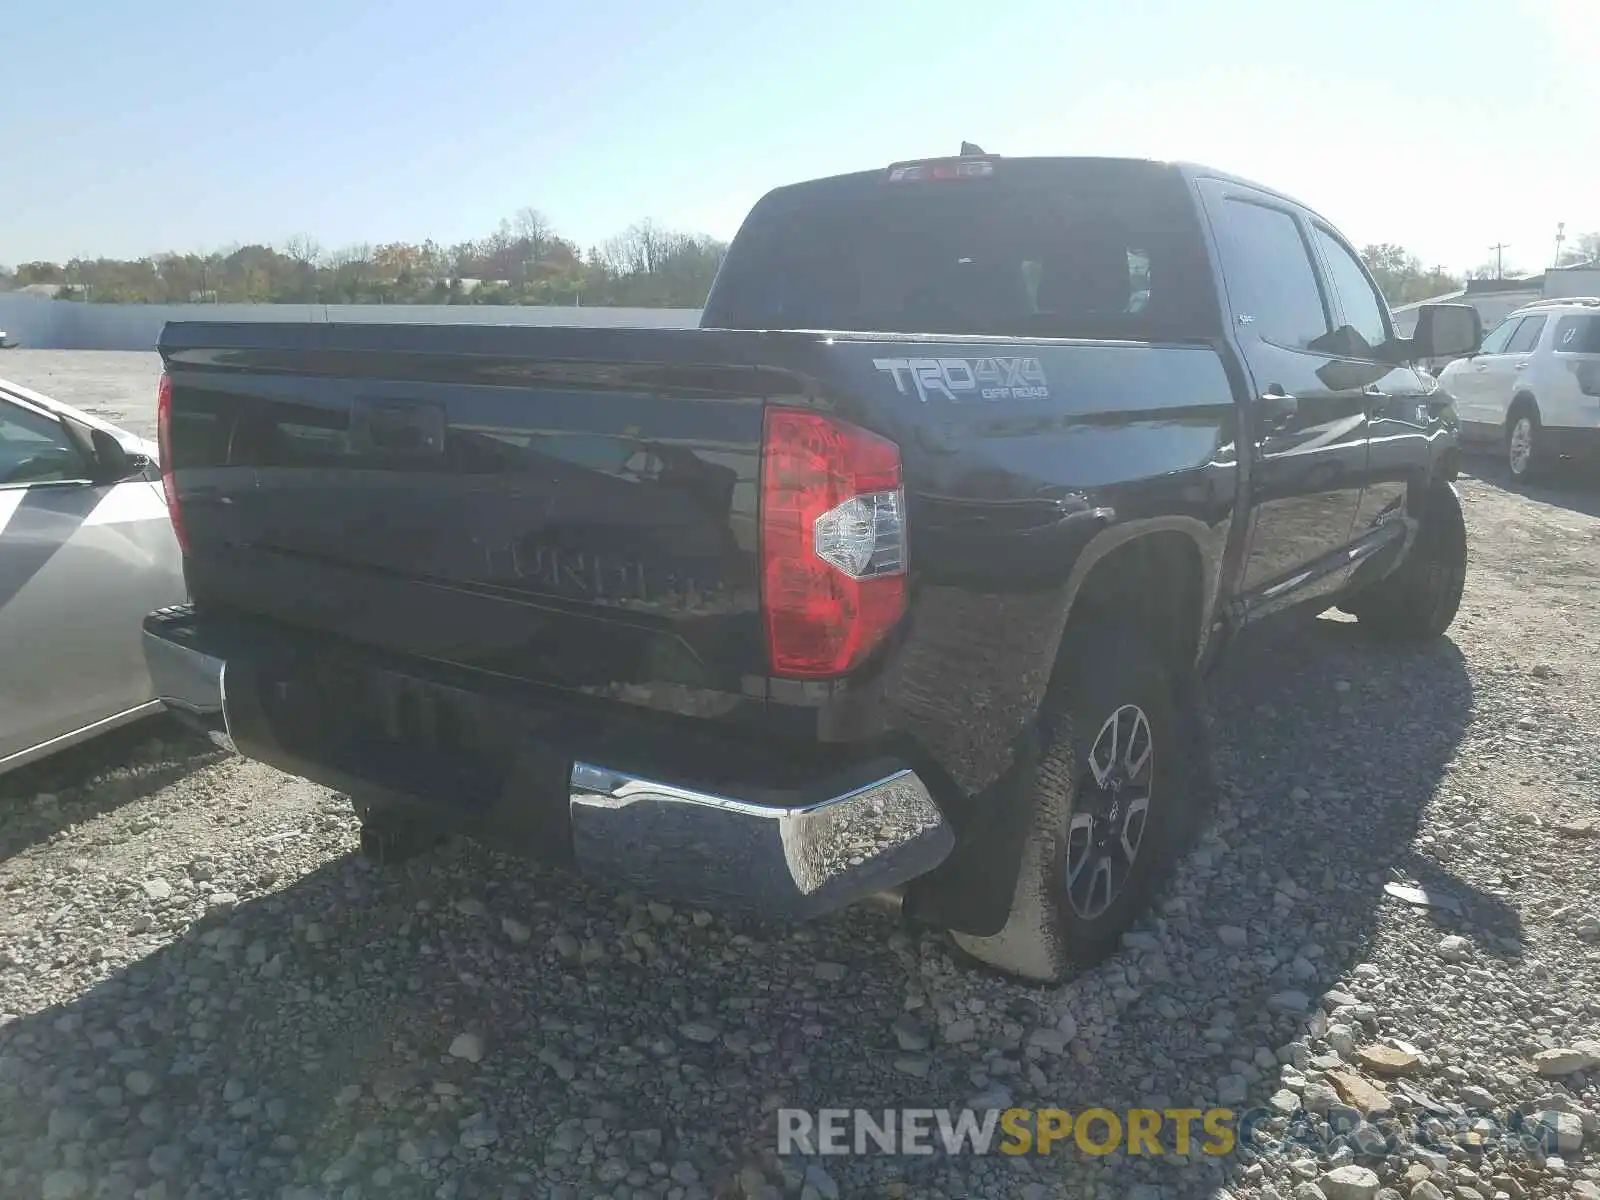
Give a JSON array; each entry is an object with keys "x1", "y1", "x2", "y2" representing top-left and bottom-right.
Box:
[{"x1": 6, "y1": 0, "x2": 1596, "y2": 277}]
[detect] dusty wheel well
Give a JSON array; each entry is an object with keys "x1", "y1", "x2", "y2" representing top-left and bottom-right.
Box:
[
  {"x1": 1506, "y1": 393, "x2": 1539, "y2": 431},
  {"x1": 1067, "y1": 532, "x2": 1205, "y2": 676}
]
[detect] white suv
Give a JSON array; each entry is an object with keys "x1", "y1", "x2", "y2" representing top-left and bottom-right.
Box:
[{"x1": 1440, "y1": 297, "x2": 1600, "y2": 480}]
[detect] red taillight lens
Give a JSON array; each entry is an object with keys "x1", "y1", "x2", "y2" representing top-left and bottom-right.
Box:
[
  {"x1": 155, "y1": 372, "x2": 188, "y2": 552},
  {"x1": 759, "y1": 408, "x2": 907, "y2": 679}
]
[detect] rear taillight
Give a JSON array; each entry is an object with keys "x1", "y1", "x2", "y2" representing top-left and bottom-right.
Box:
[
  {"x1": 759, "y1": 408, "x2": 907, "y2": 679},
  {"x1": 155, "y1": 372, "x2": 188, "y2": 552}
]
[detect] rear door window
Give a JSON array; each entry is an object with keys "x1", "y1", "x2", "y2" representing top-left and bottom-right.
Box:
[
  {"x1": 1206, "y1": 197, "x2": 1331, "y2": 351},
  {"x1": 1554, "y1": 314, "x2": 1600, "y2": 353}
]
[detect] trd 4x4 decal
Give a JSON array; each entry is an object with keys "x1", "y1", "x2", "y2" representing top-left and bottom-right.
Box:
[{"x1": 872, "y1": 356, "x2": 1051, "y2": 403}]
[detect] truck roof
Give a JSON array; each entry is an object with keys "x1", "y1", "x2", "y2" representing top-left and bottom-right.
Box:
[{"x1": 754, "y1": 154, "x2": 1326, "y2": 235}]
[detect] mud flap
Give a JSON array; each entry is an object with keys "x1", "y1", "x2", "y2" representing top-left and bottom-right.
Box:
[
  {"x1": 900, "y1": 725, "x2": 1044, "y2": 938},
  {"x1": 1171, "y1": 667, "x2": 1219, "y2": 849}
]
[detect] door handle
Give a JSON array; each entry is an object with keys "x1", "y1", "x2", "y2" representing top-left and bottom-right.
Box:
[
  {"x1": 1514, "y1": 361, "x2": 1530, "y2": 370},
  {"x1": 1257, "y1": 391, "x2": 1298, "y2": 431}
]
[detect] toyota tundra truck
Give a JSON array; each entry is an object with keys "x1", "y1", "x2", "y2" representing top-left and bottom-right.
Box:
[{"x1": 141, "y1": 152, "x2": 1481, "y2": 981}]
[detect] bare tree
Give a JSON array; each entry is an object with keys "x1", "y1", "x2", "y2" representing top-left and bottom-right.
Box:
[
  {"x1": 328, "y1": 242, "x2": 373, "y2": 269},
  {"x1": 602, "y1": 219, "x2": 673, "y2": 278},
  {"x1": 282, "y1": 234, "x2": 323, "y2": 268},
  {"x1": 512, "y1": 208, "x2": 552, "y2": 256}
]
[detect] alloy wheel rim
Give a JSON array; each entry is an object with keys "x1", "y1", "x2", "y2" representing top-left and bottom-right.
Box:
[
  {"x1": 1509, "y1": 418, "x2": 1533, "y2": 475},
  {"x1": 1064, "y1": 704, "x2": 1155, "y2": 920}
]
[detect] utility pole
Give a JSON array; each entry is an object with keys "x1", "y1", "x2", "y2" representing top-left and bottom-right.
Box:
[
  {"x1": 1554, "y1": 222, "x2": 1566, "y2": 268},
  {"x1": 1488, "y1": 243, "x2": 1509, "y2": 280}
]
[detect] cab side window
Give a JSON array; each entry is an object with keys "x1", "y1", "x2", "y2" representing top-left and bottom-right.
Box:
[
  {"x1": 0, "y1": 399, "x2": 88, "y2": 488},
  {"x1": 1476, "y1": 318, "x2": 1520, "y2": 356},
  {"x1": 1311, "y1": 226, "x2": 1389, "y2": 357},
  {"x1": 1504, "y1": 315, "x2": 1547, "y2": 355}
]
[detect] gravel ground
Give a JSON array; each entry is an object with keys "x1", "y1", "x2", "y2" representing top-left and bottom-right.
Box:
[
  {"x1": 0, "y1": 350, "x2": 164, "y2": 439},
  {"x1": 1, "y1": 354, "x2": 1598, "y2": 1200}
]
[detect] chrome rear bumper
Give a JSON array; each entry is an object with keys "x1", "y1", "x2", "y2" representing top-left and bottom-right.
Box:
[
  {"x1": 143, "y1": 609, "x2": 235, "y2": 751},
  {"x1": 142, "y1": 611, "x2": 953, "y2": 918},
  {"x1": 568, "y1": 763, "x2": 953, "y2": 919}
]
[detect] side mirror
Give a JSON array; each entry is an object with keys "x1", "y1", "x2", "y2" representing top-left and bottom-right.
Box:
[
  {"x1": 1411, "y1": 303, "x2": 1482, "y2": 361},
  {"x1": 88, "y1": 427, "x2": 135, "y2": 483}
]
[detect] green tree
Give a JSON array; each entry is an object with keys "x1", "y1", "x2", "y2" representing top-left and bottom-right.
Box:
[
  {"x1": 5, "y1": 210, "x2": 727, "y2": 308},
  {"x1": 1359, "y1": 244, "x2": 1463, "y2": 306}
]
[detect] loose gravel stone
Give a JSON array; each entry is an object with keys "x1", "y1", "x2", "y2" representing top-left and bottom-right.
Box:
[
  {"x1": 40, "y1": 1169, "x2": 90, "y2": 1200},
  {"x1": 891, "y1": 1015, "x2": 930, "y2": 1052},
  {"x1": 1322, "y1": 1166, "x2": 1381, "y2": 1200},
  {"x1": 1533, "y1": 1048, "x2": 1599, "y2": 1076},
  {"x1": 1218, "y1": 1073, "x2": 1249, "y2": 1105},
  {"x1": 1534, "y1": 1110, "x2": 1585, "y2": 1153},
  {"x1": 1353, "y1": 1044, "x2": 1421, "y2": 1076}
]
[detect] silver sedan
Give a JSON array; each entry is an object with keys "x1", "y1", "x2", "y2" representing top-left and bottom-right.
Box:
[{"x1": 0, "y1": 376, "x2": 187, "y2": 775}]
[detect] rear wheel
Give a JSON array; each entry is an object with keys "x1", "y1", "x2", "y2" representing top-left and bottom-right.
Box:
[
  {"x1": 951, "y1": 622, "x2": 1200, "y2": 982},
  {"x1": 1507, "y1": 405, "x2": 1545, "y2": 482},
  {"x1": 1345, "y1": 481, "x2": 1467, "y2": 642}
]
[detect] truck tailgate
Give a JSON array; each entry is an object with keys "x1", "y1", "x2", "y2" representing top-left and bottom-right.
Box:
[{"x1": 161, "y1": 324, "x2": 777, "y2": 716}]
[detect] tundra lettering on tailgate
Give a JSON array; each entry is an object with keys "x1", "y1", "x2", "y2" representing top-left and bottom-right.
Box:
[{"x1": 872, "y1": 356, "x2": 1051, "y2": 403}]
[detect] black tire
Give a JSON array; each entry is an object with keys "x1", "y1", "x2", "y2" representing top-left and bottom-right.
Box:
[
  {"x1": 951, "y1": 622, "x2": 1200, "y2": 982},
  {"x1": 1506, "y1": 404, "x2": 1545, "y2": 483},
  {"x1": 1346, "y1": 481, "x2": 1467, "y2": 642}
]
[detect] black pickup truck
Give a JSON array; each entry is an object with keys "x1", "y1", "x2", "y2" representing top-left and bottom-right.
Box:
[{"x1": 143, "y1": 152, "x2": 1481, "y2": 981}]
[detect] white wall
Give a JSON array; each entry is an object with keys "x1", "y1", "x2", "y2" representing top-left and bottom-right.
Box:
[
  {"x1": 0, "y1": 295, "x2": 704, "y2": 351},
  {"x1": 0, "y1": 295, "x2": 65, "y2": 346},
  {"x1": 1543, "y1": 269, "x2": 1600, "y2": 300},
  {"x1": 1391, "y1": 289, "x2": 1543, "y2": 339}
]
